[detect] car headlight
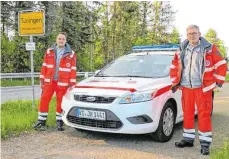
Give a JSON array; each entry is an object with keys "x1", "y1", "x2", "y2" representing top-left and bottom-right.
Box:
[
  {"x1": 119, "y1": 89, "x2": 157, "y2": 104},
  {"x1": 64, "y1": 87, "x2": 73, "y2": 100}
]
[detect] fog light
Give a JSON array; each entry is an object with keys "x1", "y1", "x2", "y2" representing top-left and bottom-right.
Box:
[{"x1": 127, "y1": 115, "x2": 153, "y2": 124}]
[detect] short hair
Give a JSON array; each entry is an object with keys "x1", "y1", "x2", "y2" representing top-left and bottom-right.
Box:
[
  {"x1": 58, "y1": 32, "x2": 67, "y2": 38},
  {"x1": 186, "y1": 25, "x2": 200, "y2": 32}
]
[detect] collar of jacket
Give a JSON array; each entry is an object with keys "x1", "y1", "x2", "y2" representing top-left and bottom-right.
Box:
[
  {"x1": 179, "y1": 37, "x2": 213, "y2": 70},
  {"x1": 50, "y1": 43, "x2": 72, "y2": 56},
  {"x1": 180, "y1": 37, "x2": 212, "y2": 52}
]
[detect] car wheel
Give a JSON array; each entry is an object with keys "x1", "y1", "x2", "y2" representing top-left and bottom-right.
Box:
[{"x1": 150, "y1": 102, "x2": 176, "y2": 142}]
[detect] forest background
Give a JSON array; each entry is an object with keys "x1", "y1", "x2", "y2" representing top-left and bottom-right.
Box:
[{"x1": 1, "y1": 1, "x2": 227, "y2": 73}]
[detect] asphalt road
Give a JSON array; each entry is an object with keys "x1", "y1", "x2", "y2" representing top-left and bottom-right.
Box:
[
  {"x1": 1, "y1": 84, "x2": 229, "y2": 159},
  {"x1": 1, "y1": 85, "x2": 42, "y2": 104}
]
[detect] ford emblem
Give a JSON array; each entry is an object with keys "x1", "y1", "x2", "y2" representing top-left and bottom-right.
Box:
[{"x1": 86, "y1": 96, "x2": 96, "y2": 102}]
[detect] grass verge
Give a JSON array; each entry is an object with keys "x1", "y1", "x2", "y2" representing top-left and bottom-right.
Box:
[
  {"x1": 1, "y1": 78, "x2": 40, "y2": 87},
  {"x1": 1, "y1": 98, "x2": 57, "y2": 139},
  {"x1": 211, "y1": 140, "x2": 229, "y2": 159},
  {"x1": 226, "y1": 74, "x2": 229, "y2": 82},
  {"x1": 0, "y1": 77, "x2": 85, "y2": 87}
]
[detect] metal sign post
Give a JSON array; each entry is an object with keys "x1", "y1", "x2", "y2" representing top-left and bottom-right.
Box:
[
  {"x1": 30, "y1": 36, "x2": 35, "y2": 107},
  {"x1": 18, "y1": 9, "x2": 45, "y2": 107}
]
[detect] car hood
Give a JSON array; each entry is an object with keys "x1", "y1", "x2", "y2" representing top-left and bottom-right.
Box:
[{"x1": 72, "y1": 76, "x2": 172, "y2": 97}]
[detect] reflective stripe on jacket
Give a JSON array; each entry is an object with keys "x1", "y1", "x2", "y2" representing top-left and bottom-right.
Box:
[
  {"x1": 40, "y1": 44, "x2": 77, "y2": 88},
  {"x1": 170, "y1": 37, "x2": 227, "y2": 92}
]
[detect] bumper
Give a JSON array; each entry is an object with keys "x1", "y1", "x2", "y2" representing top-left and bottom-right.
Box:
[{"x1": 61, "y1": 96, "x2": 163, "y2": 134}]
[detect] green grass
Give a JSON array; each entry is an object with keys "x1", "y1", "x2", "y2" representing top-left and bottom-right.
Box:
[
  {"x1": 211, "y1": 140, "x2": 229, "y2": 159},
  {"x1": 1, "y1": 98, "x2": 57, "y2": 139},
  {"x1": 225, "y1": 74, "x2": 229, "y2": 82},
  {"x1": 0, "y1": 77, "x2": 85, "y2": 87},
  {"x1": 1, "y1": 78, "x2": 40, "y2": 87}
]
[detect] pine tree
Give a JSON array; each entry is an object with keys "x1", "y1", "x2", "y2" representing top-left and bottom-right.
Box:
[
  {"x1": 62, "y1": 1, "x2": 92, "y2": 51},
  {"x1": 1, "y1": 1, "x2": 14, "y2": 34},
  {"x1": 150, "y1": 1, "x2": 175, "y2": 44}
]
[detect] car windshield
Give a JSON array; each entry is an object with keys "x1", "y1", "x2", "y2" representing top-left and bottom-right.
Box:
[{"x1": 96, "y1": 54, "x2": 173, "y2": 78}]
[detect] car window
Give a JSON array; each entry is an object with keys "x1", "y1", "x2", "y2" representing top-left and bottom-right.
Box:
[{"x1": 96, "y1": 54, "x2": 173, "y2": 78}]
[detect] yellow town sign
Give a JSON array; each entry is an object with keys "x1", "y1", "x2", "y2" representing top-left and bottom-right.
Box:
[{"x1": 18, "y1": 10, "x2": 45, "y2": 36}]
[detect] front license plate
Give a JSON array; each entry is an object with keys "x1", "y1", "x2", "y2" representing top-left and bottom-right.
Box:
[{"x1": 76, "y1": 108, "x2": 106, "y2": 120}]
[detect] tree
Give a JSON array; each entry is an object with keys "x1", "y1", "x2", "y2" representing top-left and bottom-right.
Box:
[
  {"x1": 149, "y1": 1, "x2": 176, "y2": 44},
  {"x1": 36, "y1": 2, "x2": 61, "y2": 48},
  {"x1": 62, "y1": 1, "x2": 92, "y2": 51},
  {"x1": 1, "y1": 33, "x2": 16, "y2": 72},
  {"x1": 112, "y1": 2, "x2": 141, "y2": 56},
  {"x1": 0, "y1": 1, "x2": 179, "y2": 73},
  {"x1": 61, "y1": 1, "x2": 100, "y2": 71},
  {"x1": 140, "y1": 1, "x2": 151, "y2": 37},
  {"x1": 205, "y1": 29, "x2": 227, "y2": 58},
  {"x1": 1, "y1": 1, "x2": 15, "y2": 34},
  {"x1": 170, "y1": 28, "x2": 180, "y2": 44}
]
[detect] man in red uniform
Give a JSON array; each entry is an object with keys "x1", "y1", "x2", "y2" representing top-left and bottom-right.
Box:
[
  {"x1": 33, "y1": 32, "x2": 77, "y2": 131},
  {"x1": 170, "y1": 25, "x2": 227, "y2": 155}
]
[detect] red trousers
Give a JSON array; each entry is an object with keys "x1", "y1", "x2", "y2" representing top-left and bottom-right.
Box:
[
  {"x1": 181, "y1": 87, "x2": 212, "y2": 132},
  {"x1": 39, "y1": 81, "x2": 68, "y2": 113}
]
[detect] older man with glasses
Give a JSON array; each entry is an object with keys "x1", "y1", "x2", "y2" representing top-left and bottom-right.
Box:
[{"x1": 170, "y1": 25, "x2": 227, "y2": 155}]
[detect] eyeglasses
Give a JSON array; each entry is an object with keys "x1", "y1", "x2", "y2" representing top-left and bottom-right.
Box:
[{"x1": 187, "y1": 32, "x2": 198, "y2": 36}]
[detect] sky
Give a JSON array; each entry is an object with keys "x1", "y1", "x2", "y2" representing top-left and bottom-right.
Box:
[{"x1": 171, "y1": 0, "x2": 229, "y2": 55}]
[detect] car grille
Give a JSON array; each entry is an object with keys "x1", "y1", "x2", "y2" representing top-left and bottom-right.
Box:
[
  {"x1": 74, "y1": 95, "x2": 116, "y2": 104},
  {"x1": 67, "y1": 115, "x2": 123, "y2": 129}
]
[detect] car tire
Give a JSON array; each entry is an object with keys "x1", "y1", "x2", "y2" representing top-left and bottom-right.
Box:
[{"x1": 150, "y1": 102, "x2": 176, "y2": 142}]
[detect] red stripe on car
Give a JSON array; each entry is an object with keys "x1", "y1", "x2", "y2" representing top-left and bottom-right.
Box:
[
  {"x1": 152, "y1": 85, "x2": 172, "y2": 98},
  {"x1": 75, "y1": 85, "x2": 136, "y2": 92}
]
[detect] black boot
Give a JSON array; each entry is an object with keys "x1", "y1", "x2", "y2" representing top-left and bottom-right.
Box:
[
  {"x1": 175, "y1": 140, "x2": 194, "y2": 148},
  {"x1": 56, "y1": 120, "x2": 64, "y2": 131},
  {"x1": 33, "y1": 120, "x2": 46, "y2": 130},
  {"x1": 201, "y1": 146, "x2": 210, "y2": 155}
]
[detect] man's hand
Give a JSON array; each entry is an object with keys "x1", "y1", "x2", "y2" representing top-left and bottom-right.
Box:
[
  {"x1": 68, "y1": 85, "x2": 75, "y2": 91},
  {"x1": 216, "y1": 83, "x2": 222, "y2": 88},
  {"x1": 171, "y1": 84, "x2": 180, "y2": 93},
  {"x1": 214, "y1": 83, "x2": 222, "y2": 92}
]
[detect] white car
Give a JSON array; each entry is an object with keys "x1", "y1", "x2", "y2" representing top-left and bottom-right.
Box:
[{"x1": 62, "y1": 44, "x2": 184, "y2": 142}]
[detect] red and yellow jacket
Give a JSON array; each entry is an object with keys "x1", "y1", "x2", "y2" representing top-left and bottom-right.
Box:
[
  {"x1": 170, "y1": 38, "x2": 227, "y2": 92},
  {"x1": 39, "y1": 43, "x2": 77, "y2": 88}
]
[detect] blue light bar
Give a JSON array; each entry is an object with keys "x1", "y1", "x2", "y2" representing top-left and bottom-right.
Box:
[{"x1": 132, "y1": 44, "x2": 180, "y2": 51}]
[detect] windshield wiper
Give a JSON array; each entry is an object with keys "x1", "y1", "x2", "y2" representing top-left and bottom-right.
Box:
[
  {"x1": 95, "y1": 74, "x2": 111, "y2": 77},
  {"x1": 127, "y1": 75, "x2": 152, "y2": 78}
]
